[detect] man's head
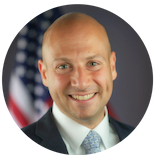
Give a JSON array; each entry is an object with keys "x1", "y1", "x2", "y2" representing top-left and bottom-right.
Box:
[{"x1": 38, "y1": 12, "x2": 117, "y2": 129}]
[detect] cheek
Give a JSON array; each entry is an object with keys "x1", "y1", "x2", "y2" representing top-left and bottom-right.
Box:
[
  {"x1": 46, "y1": 72, "x2": 70, "y2": 104},
  {"x1": 92, "y1": 68, "x2": 113, "y2": 92},
  {"x1": 48, "y1": 72, "x2": 70, "y2": 92}
]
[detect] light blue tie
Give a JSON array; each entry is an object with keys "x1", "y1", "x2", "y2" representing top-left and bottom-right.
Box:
[{"x1": 82, "y1": 130, "x2": 101, "y2": 154}]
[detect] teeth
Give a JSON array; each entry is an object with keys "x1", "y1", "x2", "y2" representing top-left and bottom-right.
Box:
[{"x1": 71, "y1": 93, "x2": 95, "y2": 100}]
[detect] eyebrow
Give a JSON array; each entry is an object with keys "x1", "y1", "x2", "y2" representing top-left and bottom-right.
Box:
[
  {"x1": 53, "y1": 54, "x2": 105, "y2": 63},
  {"x1": 85, "y1": 55, "x2": 105, "y2": 61}
]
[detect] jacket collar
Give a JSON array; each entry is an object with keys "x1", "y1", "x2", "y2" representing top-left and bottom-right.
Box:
[
  {"x1": 35, "y1": 107, "x2": 132, "y2": 153},
  {"x1": 35, "y1": 107, "x2": 68, "y2": 154},
  {"x1": 109, "y1": 116, "x2": 133, "y2": 141}
]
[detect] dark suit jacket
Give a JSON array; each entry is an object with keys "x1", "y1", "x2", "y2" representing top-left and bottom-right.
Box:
[{"x1": 22, "y1": 107, "x2": 134, "y2": 154}]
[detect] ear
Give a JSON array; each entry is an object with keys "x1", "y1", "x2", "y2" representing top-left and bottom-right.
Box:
[
  {"x1": 38, "y1": 59, "x2": 48, "y2": 87},
  {"x1": 110, "y1": 51, "x2": 117, "y2": 80}
]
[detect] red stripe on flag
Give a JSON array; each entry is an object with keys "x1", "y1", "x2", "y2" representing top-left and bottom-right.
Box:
[
  {"x1": 45, "y1": 97, "x2": 53, "y2": 108},
  {"x1": 107, "y1": 102, "x2": 119, "y2": 120},
  {"x1": 7, "y1": 95, "x2": 29, "y2": 128}
]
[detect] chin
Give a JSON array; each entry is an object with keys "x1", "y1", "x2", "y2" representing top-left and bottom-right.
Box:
[{"x1": 73, "y1": 109, "x2": 98, "y2": 121}]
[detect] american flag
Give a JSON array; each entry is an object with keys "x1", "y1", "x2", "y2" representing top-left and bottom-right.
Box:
[
  {"x1": 7, "y1": 8, "x2": 62, "y2": 128},
  {"x1": 7, "y1": 9, "x2": 118, "y2": 128}
]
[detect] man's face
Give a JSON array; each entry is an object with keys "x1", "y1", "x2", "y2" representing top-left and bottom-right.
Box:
[{"x1": 39, "y1": 28, "x2": 117, "y2": 126}]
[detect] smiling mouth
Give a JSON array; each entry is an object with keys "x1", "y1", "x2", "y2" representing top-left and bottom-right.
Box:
[{"x1": 69, "y1": 93, "x2": 96, "y2": 101}]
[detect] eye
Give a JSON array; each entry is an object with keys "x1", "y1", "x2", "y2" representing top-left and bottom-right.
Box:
[
  {"x1": 89, "y1": 62, "x2": 98, "y2": 66},
  {"x1": 58, "y1": 64, "x2": 69, "y2": 69},
  {"x1": 56, "y1": 63, "x2": 72, "y2": 74}
]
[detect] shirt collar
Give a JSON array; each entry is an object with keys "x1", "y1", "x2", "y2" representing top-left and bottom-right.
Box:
[
  {"x1": 52, "y1": 102, "x2": 110, "y2": 151},
  {"x1": 93, "y1": 106, "x2": 110, "y2": 149}
]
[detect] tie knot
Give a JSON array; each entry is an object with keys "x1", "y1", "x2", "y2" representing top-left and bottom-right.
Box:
[{"x1": 82, "y1": 130, "x2": 101, "y2": 154}]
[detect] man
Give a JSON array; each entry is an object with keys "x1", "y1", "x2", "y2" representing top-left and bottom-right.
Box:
[{"x1": 22, "y1": 12, "x2": 134, "y2": 154}]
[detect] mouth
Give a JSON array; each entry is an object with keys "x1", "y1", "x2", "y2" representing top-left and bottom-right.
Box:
[{"x1": 69, "y1": 93, "x2": 97, "y2": 101}]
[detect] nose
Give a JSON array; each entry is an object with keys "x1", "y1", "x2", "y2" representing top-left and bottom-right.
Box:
[{"x1": 70, "y1": 66, "x2": 92, "y2": 90}]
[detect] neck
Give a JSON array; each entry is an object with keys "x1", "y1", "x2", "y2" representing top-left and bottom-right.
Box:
[{"x1": 70, "y1": 109, "x2": 105, "y2": 129}]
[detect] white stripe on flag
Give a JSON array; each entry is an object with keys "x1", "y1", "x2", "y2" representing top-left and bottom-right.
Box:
[{"x1": 10, "y1": 72, "x2": 36, "y2": 124}]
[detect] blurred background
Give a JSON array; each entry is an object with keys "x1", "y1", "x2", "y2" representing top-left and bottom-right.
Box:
[{"x1": 2, "y1": 4, "x2": 153, "y2": 128}]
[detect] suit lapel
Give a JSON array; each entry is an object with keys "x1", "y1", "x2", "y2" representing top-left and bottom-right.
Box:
[
  {"x1": 35, "y1": 107, "x2": 68, "y2": 154},
  {"x1": 34, "y1": 108, "x2": 133, "y2": 153},
  {"x1": 109, "y1": 116, "x2": 133, "y2": 141}
]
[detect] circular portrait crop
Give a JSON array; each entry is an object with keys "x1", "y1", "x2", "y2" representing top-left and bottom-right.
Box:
[{"x1": 2, "y1": 4, "x2": 153, "y2": 155}]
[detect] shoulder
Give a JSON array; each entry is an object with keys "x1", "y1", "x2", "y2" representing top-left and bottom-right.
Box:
[
  {"x1": 22, "y1": 122, "x2": 36, "y2": 135},
  {"x1": 109, "y1": 116, "x2": 134, "y2": 131},
  {"x1": 22, "y1": 122, "x2": 42, "y2": 144},
  {"x1": 109, "y1": 116, "x2": 135, "y2": 141}
]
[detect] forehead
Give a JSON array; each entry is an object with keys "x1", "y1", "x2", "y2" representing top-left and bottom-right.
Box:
[
  {"x1": 45, "y1": 35, "x2": 109, "y2": 65},
  {"x1": 43, "y1": 17, "x2": 110, "y2": 62}
]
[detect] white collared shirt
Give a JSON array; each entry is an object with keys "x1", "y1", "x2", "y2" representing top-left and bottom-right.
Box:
[{"x1": 53, "y1": 102, "x2": 119, "y2": 155}]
